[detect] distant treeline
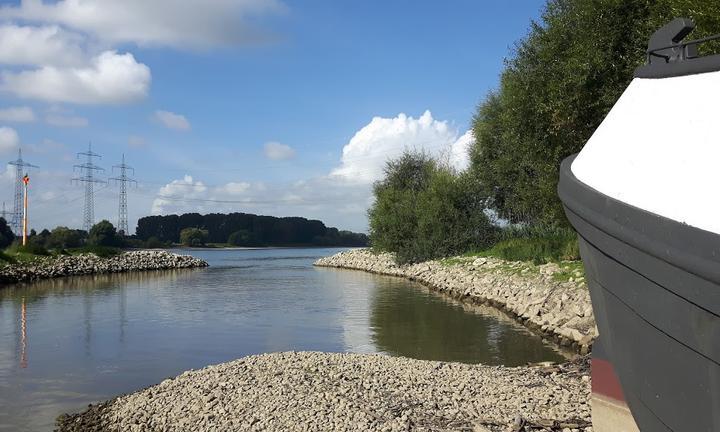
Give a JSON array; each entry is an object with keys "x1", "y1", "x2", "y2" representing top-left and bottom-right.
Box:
[{"x1": 135, "y1": 212, "x2": 368, "y2": 247}]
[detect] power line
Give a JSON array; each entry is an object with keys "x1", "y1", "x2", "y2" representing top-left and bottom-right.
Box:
[
  {"x1": 109, "y1": 154, "x2": 136, "y2": 235},
  {"x1": 8, "y1": 149, "x2": 39, "y2": 235},
  {"x1": 72, "y1": 143, "x2": 106, "y2": 232}
]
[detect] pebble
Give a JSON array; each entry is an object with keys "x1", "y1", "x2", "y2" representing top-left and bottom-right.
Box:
[{"x1": 55, "y1": 351, "x2": 592, "y2": 432}]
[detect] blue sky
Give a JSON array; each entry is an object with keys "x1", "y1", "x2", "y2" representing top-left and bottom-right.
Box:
[{"x1": 0, "y1": 0, "x2": 544, "y2": 233}]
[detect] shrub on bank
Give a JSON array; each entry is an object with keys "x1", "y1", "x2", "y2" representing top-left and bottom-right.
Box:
[
  {"x1": 0, "y1": 218, "x2": 14, "y2": 249},
  {"x1": 6, "y1": 241, "x2": 51, "y2": 256},
  {"x1": 369, "y1": 151, "x2": 497, "y2": 264},
  {"x1": 88, "y1": 220, "x2": 121, "y2": 247},
  {"x1": 0, "y1": 250, "x2": 16, "y2": 264},
  {"x1": 476, "y1": 226, "x2": 579, "y2": 265},
  {"x1": 180, "y1": 227, "x2": 208, "y2": 247}
]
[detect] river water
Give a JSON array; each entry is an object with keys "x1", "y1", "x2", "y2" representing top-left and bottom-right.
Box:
[{"x1": 0, "y1": 247, "x2": 567, "y2": 431}]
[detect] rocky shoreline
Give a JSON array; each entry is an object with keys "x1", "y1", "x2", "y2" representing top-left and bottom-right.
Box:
[
  {"x1": 56, "y1": 351, "x2": 592, "y2": 432},
  {"x1": 315, "y1": 249, "x2": 596, "y2": 354},
  {"x1": 0, "y1": 250, "x2": 209, "y2": 284}
]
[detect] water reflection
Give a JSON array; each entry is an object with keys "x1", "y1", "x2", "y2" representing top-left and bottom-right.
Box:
[
  {"x1": 20, "y1": 297, "x2": 27, "y2": 369},
  {"x1": 370, "y1": 281, "x2": 569, "y2": 365}
]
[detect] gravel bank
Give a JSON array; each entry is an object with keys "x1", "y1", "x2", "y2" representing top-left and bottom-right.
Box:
[
  {"x1": 56, "y1": 351, "x2": 591, "y2": 432},
  {"x1": 315, "y1": 249, "x2": 596, "y2": 353},
  {"x1": 0, "y1": 250, "x2": 208, "y2": 284}
]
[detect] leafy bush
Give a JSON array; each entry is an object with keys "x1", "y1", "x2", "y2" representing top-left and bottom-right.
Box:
[
  {"x1": 46, "y1": 226, "x2": 84, "y2": 249},
  {"x1": 7, "y1": 241, "x2": 51, "y2": 256},
  {"x1": 369, "y1": 151, "x2": 497, "y2": 264},
  {"x1": 88, "y1": 220, "x2": 120, "y2": 247},
  {"x1": 227, "y1": 230, "x2": 259, "y2": 247},
  {"x1": 0, "y1": 217, "x2": 14, "y2": 249},
  {"x1": 179, "y1": 227, "x2": 208, "y2": 247},
  {"x1": 0, "y1": 250, "x2": 16, "y2": 263},
  {"x1": 144, "y1": 236, "x2": 168, "y2": 249}
]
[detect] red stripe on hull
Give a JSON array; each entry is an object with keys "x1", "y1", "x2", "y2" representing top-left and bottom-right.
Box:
[{"x1": 592, "y1": 357, "x2": 626, "y2": 402}]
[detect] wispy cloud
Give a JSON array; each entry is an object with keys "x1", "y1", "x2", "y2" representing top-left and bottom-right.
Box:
[
  {"x1": 263, "y1": 141, "x2": 295, "y2": 160},
  {"x1": 0, "y1": 106, "x2": 35, "y2": 122},
  {"x1": 154, "y1": 110, "x2": 191, "y2": 131}
]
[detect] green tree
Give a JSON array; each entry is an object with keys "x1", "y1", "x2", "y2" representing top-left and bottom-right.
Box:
[
  {"x1": 180, "y1": 227, "x2": 208, "y2": 247},
  {"x1": 369, "y1": 151, "x2": 436, "y2": 263},
  {"x1": 369, "y1": 151, "x2": 495, "y2": 264},
  {"x1": 88, "y1": 220, "x2": 119, "y2": 247},
  {"x1": 46, "y1": 226, "x2": 83, "y2": 249},
  {"x1": 0, "y1": 217, "x2": 14, "y2": 249},
  {"x1": 416, "y1": 170, "x2": 497, "y2": 261},
  {"x1": 227, "y1": 230, "x2": 258, "y2": 246}
]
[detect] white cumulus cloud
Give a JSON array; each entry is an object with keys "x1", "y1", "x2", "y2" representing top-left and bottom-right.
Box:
[
  {"x1": 0, "y1": 106, "x2": 35, "y2": 122},
  {"x1": 0, "y1": 0, "x2": 287, "y2": 50},
  {"x1": 151, "y1": 175, "x2": 207, "y2": 214},
  {"x1": 0, "y1": 50, "x2": 151, "y2": 104},
  {"x1": 0, "y1": 24, "x2": 85, "y2": 67},
  {"x1": 449, "y1": 129, "x2": 474, "y2": 171},
  {"x1": 154, "y1": 110, "x2": 191, "y2": 131},
  {"x1": 331, "y1": 110, "x2": 469, "y2": 184},
  {"x1": 263, "y1": 141, "x2": 295, "y2": 160},
  {"x1": 0, "y1": 126, "x2": 19, "y2": 154}
]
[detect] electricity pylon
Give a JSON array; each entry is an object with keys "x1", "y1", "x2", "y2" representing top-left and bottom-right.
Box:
[
  {"x1": 109, "y1": 154, "x2": 136, "y2": 235},
  {"x1": 8, "y1": 149, "x2": 38, "y2": 235},
  {"x1": 72, "y1": 143, "x2": 105, "y2": 232}
]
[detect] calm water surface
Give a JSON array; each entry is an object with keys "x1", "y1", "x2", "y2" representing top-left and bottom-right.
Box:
[{"x1": 0, "y1": 247, "x2": 567, "y2": 431}]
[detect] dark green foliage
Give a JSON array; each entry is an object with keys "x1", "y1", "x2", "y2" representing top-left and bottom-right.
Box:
[
  {"x1": 470, "y1": 0, "x2": 720, "y2": 226},
  {"x1": 416, "y1": 170, "x2": 497, "y2": 260},
  {"x1": 88, "y1": 220, "x2": 120, "y2": 247},
  {"x1": 7, "y1": 241, "x2": 51, "y2": 256},
  {"x1": 144, "y1": 237, "x2": 168, "y2": 249},
  {"x1": 479, "y1": 225, "x2": 579, "y2": 265},
  {"x1": 45, "y1": 227, "x2": 84, "y2": 249},
  {"x1": 369, "y1": 151, "x2": 497, "y2": 264},
  {"x1": 180, "y1": 227, "x2": 208, "y2": 247},
  {"x1": 136, "y1": 212, "x2": 368, "y2": 247},
  {"x1": 0, "y1": 217, "x2": 14, "y2": 249},
  {"x1": 32, "y1": 229, "x2": 51, "y2": 247},
  {"x1": 0, "y1": 250, "x2": 16, "y2": 263},
  {"x1": 227, "y1": 230, "x2": 258, "y2": 247},
  {"x1": 369, "y1": 152, "x2": 436, "y2": 263}
]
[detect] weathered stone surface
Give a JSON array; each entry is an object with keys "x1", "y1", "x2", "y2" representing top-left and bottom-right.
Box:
[
  {"x1": 0, "y1": 250, "x2": 208, "y2": 284},
  {"x1": 56, "y1": 351, "x2": 592, "y2": 432},
  {"x1": 315, "y1": 249, "x2": 596, "y2": 352}
]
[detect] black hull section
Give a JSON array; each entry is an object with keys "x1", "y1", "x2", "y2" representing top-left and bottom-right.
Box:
[{"x1": 558, "y1": 155, "x2": 720, "y2": 432}]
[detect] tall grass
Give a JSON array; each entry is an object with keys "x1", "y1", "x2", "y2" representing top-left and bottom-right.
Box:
[
  {"x1": 476, "y1": 225, "x2": 579, "y2": 264},
  {"x1": 6, "y1": 242, "x2": 51, "y2": 256}
]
